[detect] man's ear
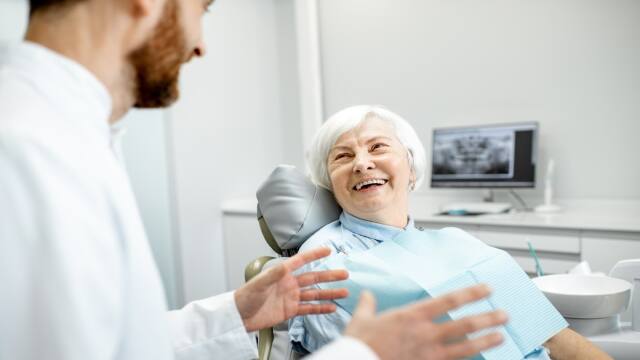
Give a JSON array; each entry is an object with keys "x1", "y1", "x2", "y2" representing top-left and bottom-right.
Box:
[
  {"x1": 127, "y1": 0, "x2": 166, "y2": 23},
  {"x1": 130, "y1": 0, "x2": 154, "y2": 18},
  {"x1": 122, "y1": 0, "x2": 165, "y2": 51}
]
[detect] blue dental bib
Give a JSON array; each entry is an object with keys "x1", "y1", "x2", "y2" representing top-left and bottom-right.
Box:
[{"x1": 316, "y1": 227, "x2": 567, "y2": 359}]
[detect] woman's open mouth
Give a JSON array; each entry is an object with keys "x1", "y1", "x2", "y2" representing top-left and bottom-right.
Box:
[{"x1": 353, "y1": 179, "x2": 388, "y2": 191}]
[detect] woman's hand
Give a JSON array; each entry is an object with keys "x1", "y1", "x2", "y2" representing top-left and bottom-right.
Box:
[
  {"x1": 234, "y1": 247, "x2": 348, "y2": 332},
  {"x1": 544, "y1": 328, "x2": 612, "y2": 360}
]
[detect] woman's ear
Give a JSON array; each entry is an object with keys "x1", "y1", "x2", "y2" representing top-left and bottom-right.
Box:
[
  {"x1": 409, "y1": 169, "x2": 416, "y2": 191},
  {"x1": 406, "y1": 149, "x2": 416, "y2": 190}
]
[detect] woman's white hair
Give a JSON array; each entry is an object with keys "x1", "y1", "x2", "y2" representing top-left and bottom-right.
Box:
[{"x1": 306, "y1": 105, "x2": 427, "y2": 192}]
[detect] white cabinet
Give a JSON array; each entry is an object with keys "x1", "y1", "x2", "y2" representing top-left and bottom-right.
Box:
[
  {"x1": 475, "y1": 227, "x2": 581, "y2": 275},
  {"x1": 224, "y1": 202, "x2": 640, "y2": 291},
  {"x1": 581, "y1": 232, "x2": 640, "y2": 274},
  {"x1": 581, "y1": 232, "x2": 640, "y2": 322},
  {"x1": 473, "y1": 227, "x2": 580, "y2": 254},
  {"x1": 417, "y1": 221, "x2": 582, "y2": 275}
]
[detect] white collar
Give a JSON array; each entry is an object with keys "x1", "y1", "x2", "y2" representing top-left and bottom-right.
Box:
[{"x1": 1, "y1": 41, "x2": 113, "y2": 144}]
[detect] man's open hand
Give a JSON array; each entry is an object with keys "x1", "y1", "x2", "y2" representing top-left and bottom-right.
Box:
[
  {"x1": 345, "y1": 285, "x2": 508, "y2": 360},
  {"x1": 234, "y1": 247, "x2": 348, "y2": 332}
]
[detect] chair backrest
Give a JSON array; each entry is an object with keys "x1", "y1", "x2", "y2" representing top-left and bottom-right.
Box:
[
  {"x1": 256, "y1": 165, "x2": 341, "y2": 256},
  {"x1": 252, "y1": 165, "x2": 341, "y2": 360}
]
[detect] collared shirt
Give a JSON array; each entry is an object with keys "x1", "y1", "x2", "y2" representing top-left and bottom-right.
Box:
[
  {"x1": 289, "y1": 211, "x2": 414, "y2": 352},
  {"x1": 289, "y1": 212, "x2": 551, "y2": 360}
]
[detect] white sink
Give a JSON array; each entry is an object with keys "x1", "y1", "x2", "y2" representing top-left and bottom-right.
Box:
[{"x1": 532, "y1": 274, "x2": 631, "y2": 319}]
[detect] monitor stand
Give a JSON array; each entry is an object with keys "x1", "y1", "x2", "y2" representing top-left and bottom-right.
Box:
[{"x1": 441, "y1": 190, "x2": 513, "y2": 215}]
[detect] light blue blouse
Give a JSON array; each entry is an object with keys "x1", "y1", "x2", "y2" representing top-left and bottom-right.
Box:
[
  {"x1": 289, "y1": 211, "x2": 408, "y2": 353},
  {"x1": 288, "y1": 211, "x2": 551, "y2": 359}
]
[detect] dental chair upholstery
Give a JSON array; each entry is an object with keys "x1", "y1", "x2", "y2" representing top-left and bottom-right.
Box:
[{"x1": 245, "y1": 165, "x2": 341, "y2": 360}]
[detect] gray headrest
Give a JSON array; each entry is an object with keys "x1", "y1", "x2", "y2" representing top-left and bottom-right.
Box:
[{"x1": 256, "y1": 165, "x2": 341, "y2": 251}]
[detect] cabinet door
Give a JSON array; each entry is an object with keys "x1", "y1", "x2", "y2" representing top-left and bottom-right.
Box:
[
  {"x1": 474, "y1": 227, "x2": 581, "y2": 275},
  {"x1": 582, "y1": 233, "x2": 640, "y2": 274},
  {"x1": 475, "y1": 227, "x2": 580, "y2": 254},
  {"x1": 416, "y1": 223, "x2": 581, "y2": 274},
  {"x1": 582, "y1": 233, "x2": 640, "y2": 322}
]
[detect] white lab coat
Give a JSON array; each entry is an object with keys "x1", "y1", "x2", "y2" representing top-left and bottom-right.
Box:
[{"x1": 0, "y1": 42, "x2": 377, "y2": 360}]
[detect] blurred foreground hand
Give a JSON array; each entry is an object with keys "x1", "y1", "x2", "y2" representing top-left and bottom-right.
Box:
[{"x1": 345, "y1": 285, "x2": 507, "y2": 360}]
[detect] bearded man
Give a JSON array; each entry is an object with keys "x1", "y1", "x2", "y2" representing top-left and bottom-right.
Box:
[{"x1": 0, "y1": 1, "x2": 507, "y2": 359}]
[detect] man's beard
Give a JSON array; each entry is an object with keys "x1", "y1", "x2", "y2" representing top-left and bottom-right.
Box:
[{"x1": 129, "y1": 0, "x2": 186, "y2": 108}]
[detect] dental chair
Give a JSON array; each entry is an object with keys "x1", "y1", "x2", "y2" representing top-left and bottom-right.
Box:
[{"x1": 245, "y1": 165, "x2": 341, "y2": 360}]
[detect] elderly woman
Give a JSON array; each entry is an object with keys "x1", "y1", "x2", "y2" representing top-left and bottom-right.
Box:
[{"x1": 288, "y1": 105, "x2": 610, "y2": 360}]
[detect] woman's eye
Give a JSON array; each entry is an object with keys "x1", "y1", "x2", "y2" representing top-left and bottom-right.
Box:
[{"x1": 371, "y1": 143, "x2": 387, "y2": 151}]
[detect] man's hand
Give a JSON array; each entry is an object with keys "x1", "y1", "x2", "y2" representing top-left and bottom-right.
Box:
[
  {"x1": 345, "y1": 285, "x2": 508, "y2": 360},
  {"x1": 234, "y1": 247, "x2": 348, "y2": 332}
]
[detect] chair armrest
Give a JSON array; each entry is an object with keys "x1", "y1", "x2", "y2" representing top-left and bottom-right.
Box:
[
  {"x1": 245, "y1": 256, "x2": 276, "y2": 283},
  {"x1": 245, "y1": 256, "x2": 277, "y2": 360}
]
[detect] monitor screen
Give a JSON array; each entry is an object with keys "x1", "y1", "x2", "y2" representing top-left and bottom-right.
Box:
[{"x1": 430, "y1": 122, "x2": 537, "y2": 188}]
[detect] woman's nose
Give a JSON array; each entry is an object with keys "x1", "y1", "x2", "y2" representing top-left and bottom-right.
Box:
[{"x1": 353, "y1": 153, "x2": 375, "y2": 173}]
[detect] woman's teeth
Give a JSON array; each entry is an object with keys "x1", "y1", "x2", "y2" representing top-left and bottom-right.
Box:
[{"x1": 354, "y1": 179, "x2": 388, "y2": 191}]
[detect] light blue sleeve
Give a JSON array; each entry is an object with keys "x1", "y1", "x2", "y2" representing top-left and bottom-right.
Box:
[
  {"x1": 289, "y1": 221, "x2": 348, "y2": 352},
  {"x1": 289, "y1": 298, "x2": 351, "y2": 352}
]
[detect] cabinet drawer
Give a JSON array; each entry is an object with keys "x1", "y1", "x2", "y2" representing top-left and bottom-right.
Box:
[
  {"x1": 511, "y1": 254, "x2": 580, "y2": 275},
  {"x1": 474, "y1": 228, "x2": 580, "y2": 254}
]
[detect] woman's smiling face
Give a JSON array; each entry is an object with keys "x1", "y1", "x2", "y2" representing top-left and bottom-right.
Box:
[{"x1": 327, "y1": 117, "x2": 415, "y2": 227}]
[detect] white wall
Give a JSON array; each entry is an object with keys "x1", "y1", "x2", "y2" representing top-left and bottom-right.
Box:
[
  {"x1": 0, "y1": 0, "x2": 28, "y2": 42},
  {"x1": 169, "y1": 0, "x2": 301, "y2": 300},
  {"x1": 118, "y1": 110, "x2": 181, "y2": 309},
  {"x1": 318, "y1": 0, "x2": 640, "y2": 202}
]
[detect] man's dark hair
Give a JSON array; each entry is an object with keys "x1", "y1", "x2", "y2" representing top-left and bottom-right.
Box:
[{"x1": 29, "y1": 0, "x2": 87, "y2": 16}]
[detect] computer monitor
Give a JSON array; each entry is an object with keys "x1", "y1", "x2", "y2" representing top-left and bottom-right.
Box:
[{"x1": 430, "y1": 122, "x2": 537, "y2": 188}]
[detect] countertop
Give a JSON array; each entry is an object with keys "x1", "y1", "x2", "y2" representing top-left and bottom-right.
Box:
[{"x1": 222, "y1": 196, "x2": 640, "y2": 233}]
